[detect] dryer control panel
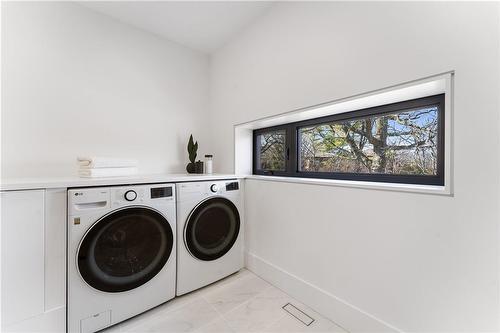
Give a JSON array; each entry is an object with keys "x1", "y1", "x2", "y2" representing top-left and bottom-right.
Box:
[
  {"x1": 207, "y1": 180, "x2": 240, "y2": 195},
  {"x1": 176, "y1": 179, "x2": 240, "y2": 202},
  {"x1": 225, "y1": 181, "x2": 239, "y2": 191}
]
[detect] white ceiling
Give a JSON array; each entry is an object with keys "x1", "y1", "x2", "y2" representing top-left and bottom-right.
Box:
[{"x1": 79, "y1": 1, "x2": 274, "y2": 54}]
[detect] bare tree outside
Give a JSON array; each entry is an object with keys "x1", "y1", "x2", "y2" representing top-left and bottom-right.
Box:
[
  {"x1": 257, "y1": 130, "x2": 286, "y2": 171},
  {"x1": 299, "y1": 106, "x2": 439, "y2": 175}
]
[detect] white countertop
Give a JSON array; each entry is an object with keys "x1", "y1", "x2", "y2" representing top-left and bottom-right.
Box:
[{"x1": 0, "y1": 173, "x2": 242, "y2": 191}]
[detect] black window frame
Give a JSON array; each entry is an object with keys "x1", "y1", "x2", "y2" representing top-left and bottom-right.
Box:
[{"x1": 253, "y1": 94, "x2": 445, "y2": 186}]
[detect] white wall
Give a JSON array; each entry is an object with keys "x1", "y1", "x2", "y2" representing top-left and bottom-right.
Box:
[
  {"x1": 1, "y1": 2, "x2": 210, "y2": 178},
  {"x1": 210, "y1": 2, "x2": 500, "y2": 332}
]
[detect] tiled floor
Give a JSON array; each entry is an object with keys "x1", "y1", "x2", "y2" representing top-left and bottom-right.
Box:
[{"x1": 104, "y1": 269, "x2": 347, "y2": 333}]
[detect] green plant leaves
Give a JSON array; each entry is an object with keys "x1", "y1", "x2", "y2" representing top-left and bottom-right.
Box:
[{"x1": 187, "y1": 134, "x2": 198, "y2": 163}]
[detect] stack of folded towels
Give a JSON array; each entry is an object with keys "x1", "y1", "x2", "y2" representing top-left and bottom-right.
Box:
[{"x1": 77, "y1": 157, "x2": 139, "y2": 178}]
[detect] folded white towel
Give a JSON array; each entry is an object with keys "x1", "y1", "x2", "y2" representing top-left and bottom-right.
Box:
[
  {"x1": 77, "y1": 156, "x2": 138, "y2": 169},
  {"x1": 78, "y1": 167, "x2": 138, "y2": 178}
]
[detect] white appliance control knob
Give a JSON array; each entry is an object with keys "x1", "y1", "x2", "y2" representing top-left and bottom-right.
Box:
[
  {"x1": 210, "y1": 184, "x2": 219, "y2": 193},
  {"x1": 124, "y1": 190, "x2": 137, "y2": 201}
]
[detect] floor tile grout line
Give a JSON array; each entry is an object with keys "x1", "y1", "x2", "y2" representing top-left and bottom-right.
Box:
[
  {"x1": 193, "y1": 297, "x2": 233, "y2": 333},
  {"x1": 148, "y1": 294, "x2": 202, "y2": 318},
  {"x1": 145, "y1": 296, "x2": 223, "y2": 333},
  {"x1": 216, "y1": 283, "x2": 289, "y2": 332},
  {"x1": 195, "y1": 270, "x2": 269, "y2": 332},
  {"x1": 250, "y1": 284, "x2": 302, "y2": 332},
  {"x1": 119, "y1": 292, "x2": 210, "y2": 332},
  {"x1": 199, "y1": 271, "x2": 274, "y2": 314},
  {"x1": 155, "y1": 271, "x2": 249, "y2": 319},
  {"x1": 195, "y1": 269, "x2": 256, "y2": 305},
  {"x1": 258, "y1": 305, "x2": 290, "y2": 332},
  {"x1": 199, "y1": 274, "x2": 265, "y2": 307},
  {"x1": 219, "y1": 282, "x2": 276, "y2": 318}
]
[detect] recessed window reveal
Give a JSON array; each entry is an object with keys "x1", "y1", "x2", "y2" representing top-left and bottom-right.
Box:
[
  {"x1": 253, "y1": 94, "x2": 445, "y2": 186},
  {"x1": 234, "y1": 72, "x2": 453, "y2": 194}
]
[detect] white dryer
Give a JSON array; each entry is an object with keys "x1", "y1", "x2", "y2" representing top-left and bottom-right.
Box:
[
  {"x1": 176, "y1": 179, "x2": 243, "y2": 295},
  {"x1": 67, "y1": 184, "x2": 176, "y2": 333}
]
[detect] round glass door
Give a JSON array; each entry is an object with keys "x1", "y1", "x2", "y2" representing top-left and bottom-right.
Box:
[
  {"x1": 78, "y1": 207, "x2": 173, "y2": 293},
  {"x1": 185, "y1": 197, "x2": 240, "y2": 261}
]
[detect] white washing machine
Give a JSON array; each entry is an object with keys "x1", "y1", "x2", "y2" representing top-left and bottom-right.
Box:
[
  {"x1": 176, "y1": 179, "x2": 243, "y2": 295},
  {"x1": 67, "y1": 184, "x2": 176, "y2": 333}
]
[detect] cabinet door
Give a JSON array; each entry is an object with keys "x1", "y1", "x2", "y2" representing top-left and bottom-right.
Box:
[{"x1": 1, "y1": 190, "x2": 45, "y2": 328}]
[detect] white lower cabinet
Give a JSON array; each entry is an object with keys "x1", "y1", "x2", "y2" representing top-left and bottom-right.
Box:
[{"x1": 1, "y1": 189, "x2": 66, "y2": 333}]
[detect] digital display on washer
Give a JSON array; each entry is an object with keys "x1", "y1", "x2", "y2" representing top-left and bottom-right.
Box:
[
  {"x1": 225, "y1": 182, "x2": 239, "y2": 191},
  {"x1": 151, "y1": 187, "x2": 172, "y2": 198}
]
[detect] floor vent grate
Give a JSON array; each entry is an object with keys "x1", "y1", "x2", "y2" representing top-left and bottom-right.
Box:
[{"x1": 282, "y1": 303, "x2": 315, "y2": 326}]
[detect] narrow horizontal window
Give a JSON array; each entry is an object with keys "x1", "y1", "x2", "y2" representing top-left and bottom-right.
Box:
[{"x1": 253, "y1": 94, "x2": 445, "y2": 185}]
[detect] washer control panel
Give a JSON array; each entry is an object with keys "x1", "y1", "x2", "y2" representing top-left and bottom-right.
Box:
[
  {"x1": 111, "y1": 184, "x2": 175, "y2": 208},
  {"x1": 68, "y1": 183, "x2": 176, "y2": 217}
]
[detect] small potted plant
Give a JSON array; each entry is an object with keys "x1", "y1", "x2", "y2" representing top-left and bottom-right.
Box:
[{"x1": 186, "y1": 135, "x2": 203, "y2": 173}]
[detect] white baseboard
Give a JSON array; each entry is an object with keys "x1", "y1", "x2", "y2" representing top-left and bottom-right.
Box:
[{"x1": 245, "y1": 252, "x2": 403, "y2": 333}]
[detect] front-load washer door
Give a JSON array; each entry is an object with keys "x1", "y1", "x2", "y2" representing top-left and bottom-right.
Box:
[
  {"x1": 185, "y1": 197, "x2": 240, "y2": 261},
  {"x1": 77, "y1": 206, "x2": 173, "y2": 293}
]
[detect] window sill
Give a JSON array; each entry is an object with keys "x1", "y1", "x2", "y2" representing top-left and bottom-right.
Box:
[{"x1": 244, "y1": 175, "x2": 452, "y2": 196}]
